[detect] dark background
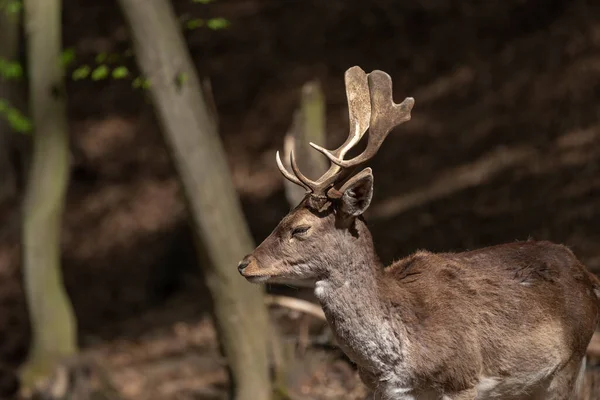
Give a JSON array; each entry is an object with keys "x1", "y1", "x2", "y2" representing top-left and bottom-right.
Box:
[{"x1": 1, "y1": 0, "x2": 599, "y2": 397}]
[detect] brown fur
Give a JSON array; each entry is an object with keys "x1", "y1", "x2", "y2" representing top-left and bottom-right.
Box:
[
  {"x1": 239, "y1": 196, "x2": 600, "y2": 399},
  {"x1": 385, "y1": 241, "x2": 599, "y2": 395}
]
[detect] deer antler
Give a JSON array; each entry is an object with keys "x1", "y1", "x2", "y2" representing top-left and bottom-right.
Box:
[
  {"x1": 277, "y1": 66, "x2": 414, "y2": 197},
  {"x1": 311, "y1": 70, "x2": 414, "y2": 168},
  {"x1": 276, "y1": 66, "x2": 371, "y2": 194}
]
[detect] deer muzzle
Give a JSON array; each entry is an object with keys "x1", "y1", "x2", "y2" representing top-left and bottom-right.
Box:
[
  {"x1": 237, "y1": 257, "x2": 251, "y2": 274},
  {"x1": 237, "y1": 255, "x2": 271, "y2": 283}
]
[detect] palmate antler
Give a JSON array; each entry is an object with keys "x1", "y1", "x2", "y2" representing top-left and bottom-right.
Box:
[{"x1": 276, "y1": 66, "x2": 414, "y2": 198}]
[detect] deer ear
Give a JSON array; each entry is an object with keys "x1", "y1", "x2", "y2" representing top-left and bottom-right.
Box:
[{"x1": 338, "y1": 168, "x2": 374, "y2": 217}]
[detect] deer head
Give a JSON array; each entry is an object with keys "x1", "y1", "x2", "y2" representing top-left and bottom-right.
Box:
[{"x1": 238, "y1": 66, "x2": 414, "y2": 283}]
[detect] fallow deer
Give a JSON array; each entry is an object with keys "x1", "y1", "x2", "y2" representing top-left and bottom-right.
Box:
[{"x1": 237, "y1": 66, "x2": 600, "y2": 399}]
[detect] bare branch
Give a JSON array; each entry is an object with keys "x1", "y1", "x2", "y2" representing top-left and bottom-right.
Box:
[{"x1": 265, "y1": 295, "x2": 326, "y2": 321}]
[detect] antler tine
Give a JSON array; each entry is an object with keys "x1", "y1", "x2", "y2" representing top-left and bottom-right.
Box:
[
  {"x1": 276, "y1": 150, "x2": 311, "y2": 191},
  {"x1": 289, "y1": 150, "x2": 317, "y2": 191},
  {"x1": 308, "y1": 66, "x2": 371, "y2": 190},
  {"x1": 318, "y1": 70, "x2": 414, "y2": 168}
]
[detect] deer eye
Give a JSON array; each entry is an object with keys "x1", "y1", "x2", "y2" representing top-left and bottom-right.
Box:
[{"x1": 291, "y1": 226, "x2": 310, "y2": 238}]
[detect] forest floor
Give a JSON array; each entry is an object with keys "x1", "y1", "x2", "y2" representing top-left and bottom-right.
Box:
[
  {"x1": 2, "y1": 0, "x2": 600, "y2": 398},
  {"x1": 70, "y1": 290, "x2": 368, "y2": 400}
]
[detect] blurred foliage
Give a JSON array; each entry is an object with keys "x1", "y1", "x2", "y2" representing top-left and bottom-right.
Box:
[
  {"x1": 0, "y1": 0, "x2": 229, "y2": 134},
  {"x1": 206, "y1": 17, "x2": 229, "y2": 30},
  {"x1": 0, "y1": 98, "x2": 31, "y2": 133},
  {"x1": 0, "y1": 0, "x2": 23, "y2": 14},
  {"x1": 182, "y1": 16, "x2": 230, "y2": 30},
  {"x1": 132, "y1": 76, "x2": 151, "y2": 89},
  {"x1": 0, "y1": 57, "x2": 22, "y2": 79},
  {"x1": 0, "y1": 51, "x2": 29, "y2": 133},
  {"x1": 61, "y1": 47, "x2": 76, "y2": 67},
  {"x1": 176, "y1": 72, "x2": 188, "y2": 87}
]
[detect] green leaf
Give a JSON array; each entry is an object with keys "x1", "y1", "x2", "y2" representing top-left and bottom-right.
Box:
[
  {"x1": 0, "y1": 101, "x2": 32, "y2": 134},
  {"x1": 6, "y1": 62, "x2": 22, "y2": 78},
  {"x1": 112, "y1": 66, "x2": 129, "y2": 79},
  {"x1": 61, "y1": 48, "x2": 76, "y2": 67},
  {"x1": 185, "y1": 18, "x2": 204, "y2": 30},
  {"x1": 0, "y1": 58, "x2": 22, "y2": 80},
  {"x1": 6, "y1": 108, "x2": 32, "y2": 133},
  {"x1": 91, "y1": 65, "x2": 109, "y2": 80},
  {"x1": 5, "y1": 0, "x2": 22, "y2": 14},
  {"x1": 192, "y1": 0, "x2": 213, "y2": 4},
  {"x1": 133, "y1": 77, "x2": 151, "y2": 89},
  {"x1": 0, "y1": 61, "x2": 22, "y2": 79},
  {"x1": 72, "y1": 65, "x2": 90, "y2": 80},
  {"x1": 177, "y1": 73, "x2": 188, "y2": 86},
  {"x1": 95, "y1": 53, "x2": 107, "y2": 63},
  {"x1": 206, "y1": 17, "x2": 229, "y2": 30}
]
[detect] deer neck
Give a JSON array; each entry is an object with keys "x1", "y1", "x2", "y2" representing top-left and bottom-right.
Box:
[
  {"x1": 314, "y1": 218, "x2": 408, "y2": 380},
  {"x1": 315, "y1": 219, "x2": 382, "y2": 296}
]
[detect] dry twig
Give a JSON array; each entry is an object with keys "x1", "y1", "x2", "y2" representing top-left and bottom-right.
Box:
[{"x1": 265, "y1": 295, "x2": 326, "y2": 321}]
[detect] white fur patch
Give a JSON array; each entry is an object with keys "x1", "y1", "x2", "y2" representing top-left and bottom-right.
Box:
[
  {"x1": 314, "y1": 280, "x2": 329, "y2": 298},
  {"x1": 475, "y1": 365, "x2": 557, "y2": 398},
  {"x1": 379, "y1": 385, "x2": 419, "y2": 400},
  {"x1": 475, "y1": 376, "x2": 499, "y2": 394},
  {"x1": 388, "y1": 386, "x2": 413, "y2": 395},
  {"x1": 574, "y1": 356, "x2": 587, "y2": 397}
]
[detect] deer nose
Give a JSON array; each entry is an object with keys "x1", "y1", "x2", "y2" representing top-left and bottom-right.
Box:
[{"x1": 238, "y1": 258, "x2": 251, "y2": 275}]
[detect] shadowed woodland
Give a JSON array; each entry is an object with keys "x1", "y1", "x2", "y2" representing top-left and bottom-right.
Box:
[{"x1": 1, "y1": 0, "x2": 600, "y2": 398}]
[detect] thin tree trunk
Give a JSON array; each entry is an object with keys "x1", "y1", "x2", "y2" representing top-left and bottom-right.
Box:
[
  {"x1": 20, "y1": 0, "x2": 77, "y2": 389},
  {"x1": 116, "y1": 1, "x2": 273, "y2": 399}
]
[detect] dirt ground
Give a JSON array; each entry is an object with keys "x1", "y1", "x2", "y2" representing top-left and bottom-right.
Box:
[{"x1": 1, "y1": 0, "x2": 600, "y2": 398}]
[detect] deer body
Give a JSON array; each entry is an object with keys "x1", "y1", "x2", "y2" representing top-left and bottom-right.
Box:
[
  {"x1": 313, "y1": 218, "x2": 598, "y2": 399},
  {"x1": 238, "y1": 66, "x2": 600, "y2": 399}
]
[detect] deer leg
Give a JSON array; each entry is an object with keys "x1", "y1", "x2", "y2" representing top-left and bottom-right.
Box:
[
  {"x1": 358, "y1": 367, "x2": 378, "y2": 388},
  {"x1": 357, "y1": 368, "x2": 383, "y2": 400},
  {"x1": 545, "y1": 358, "x2": 587, "y2": 400},
  {"x1": 358, "y1": 371, "x2": 417, "y2": 400}
]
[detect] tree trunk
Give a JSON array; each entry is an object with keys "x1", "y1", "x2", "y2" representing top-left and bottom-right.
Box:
[
  {"x1": 116, "y1": 1, "x2": 273, "y2": 399},
  {"x1": 20, "y1": 0, "x2": 77, "y2": 389}
]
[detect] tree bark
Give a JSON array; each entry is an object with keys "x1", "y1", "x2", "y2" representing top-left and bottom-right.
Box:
[
  {"x1": 116, "y1": 1, "x2": 273, "y2": 399},
  {"x1": 20, "y1": 0, "x2": 77, "y2": 389}
]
